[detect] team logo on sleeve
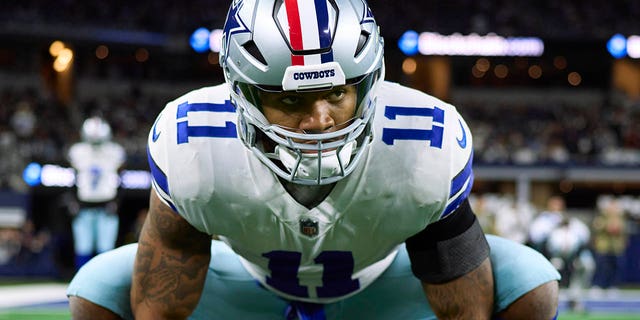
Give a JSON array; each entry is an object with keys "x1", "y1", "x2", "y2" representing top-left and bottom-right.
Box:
[
  {"x1": 299, "y1": 218, "x2": 319, "y2": 237},
  {"x1": 151, "y1": 115, "x2": 162, "y2": 142},
  {"x1": 456, "y1": 119, "x2": 467, "y2": 149}
]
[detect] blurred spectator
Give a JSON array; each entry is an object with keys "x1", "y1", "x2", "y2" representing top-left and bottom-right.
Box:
[
  {"x1": 495, "y1": 199, "x2": 534, "y2": 245},
  {"x1": 10, "y1": 100, "x2": 36, "y2": 138},
  {"x1": 470, "y1": 194, "x2": 532, "y2": 244},
  {"x1": 0, "y1": 227, "x2": 22, "y2": 265},
  {"x1": 0, "y1": 219, "x2": 57, "y2": 277},
  {"x1": 470, "y1": 194, "x2": 498, "y2": 235},
  {"x1": 591, "y1": 198, "x2": 629, "y2": 291}
]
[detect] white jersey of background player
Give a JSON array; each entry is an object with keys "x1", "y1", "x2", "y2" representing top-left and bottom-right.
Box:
[
  {"x1": 148, "y1": 81, "x2": 473, "y2": 302},
  {"x1": 67, "y1": 116, "x2": 125, "y2": 269},
  {"x1": 69, "y1": 117, "x2": 125, "y2": 203}
]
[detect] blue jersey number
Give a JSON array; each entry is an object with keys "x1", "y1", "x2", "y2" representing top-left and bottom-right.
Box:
[
  {"x1": 176, "y1": 101, "x2": 237, "y2": 144},
  {"x1": 262, "y1": 250, "x2": 360, "y2": 298},
  {"x1": 89, "y1": 166, "x2": 102, "y2": 190},
  {"x1": 381, "y1": 105, "x2": 444, "y2": 148}
]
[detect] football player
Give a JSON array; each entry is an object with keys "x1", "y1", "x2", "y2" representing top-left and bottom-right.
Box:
[
  {"x1": 67, "y1": 0, "x2": 560, "y2": 319},
  {"x1": 67, "y1": 116, "x2": 125, "y2": 270}
]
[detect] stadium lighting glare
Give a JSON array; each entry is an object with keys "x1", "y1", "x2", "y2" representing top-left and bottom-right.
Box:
[
  {"x1": 190, "y1": 27, "x2": 211, "y2": 53},
  {"x1": 553, "y1": 56, "x2": 567, "y2": 70},
  {"x1": 49, "y1": 41, "x2": 65, "y2": 57},
  {"x1": 209, "y1": 29, "x2": 223, "y2": 53},
  {"x1": 627, "y1": 35, "x2": 640, "y2": 59},
  {"x1": 402, "y1": 57, "x2": 417, "y2": 75},
  {"x1": 53, "y1": 48, "x2": 74, "y2": 72},
  {"x1": 475, "y1": 58, "x2": 490, "y2": 72},
  {"x1": 95, "y1": 45, "x2": 109, "y2": 59},
  {"x1": 568, "y1": 72, "x2": 582, "y2": 86},
  {"x1": 135, "y1": 48, "x2": 149, "y2": 62},
  {"x1": 40, "y1": 164, "x2": 76, "y2": 187},
  {"x1": 528, "y1": 65, "x2": 542, "y2": 79},
  {"x1": 398, "y1": 30, "x2": 420, "y2": 56},
  {"x1": 22, "y1": 162, "x2": 42, "y2": 187},
  {"x1": 471, "y1": 65, "x2": 485, "y2": 78},
  {"x1": 494, "y1": 64, "x2": 509, "y2": 78},
  {"x1": 120, "y1": 170, "x2": 152, "y2": 189},
  {"x1": 27, "y1": 163, "x2": 151, "y2": 189},
  {"x1": 607, "y1": 34, "x2": 627, "y2": 59},
  {"x1": 415, "y1": 32, "x2": 544, "y2": 57}
]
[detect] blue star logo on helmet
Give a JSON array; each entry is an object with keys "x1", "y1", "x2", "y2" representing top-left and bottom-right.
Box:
[
  {"x1": 222, "y1": 0, "x2": 250, "y2": 63},
  {"x1": 362, "y1": 2, "x2": 375, "y2": 24}
]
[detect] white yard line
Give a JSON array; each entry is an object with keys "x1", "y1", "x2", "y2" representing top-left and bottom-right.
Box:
[{"x1": 0, "y1": 283, "x2": 68, "y2": 309}]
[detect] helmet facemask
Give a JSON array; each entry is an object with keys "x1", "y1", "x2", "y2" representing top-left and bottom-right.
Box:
[{"x1": 233, "y1": 70, "x2": 381, "y2": 185}]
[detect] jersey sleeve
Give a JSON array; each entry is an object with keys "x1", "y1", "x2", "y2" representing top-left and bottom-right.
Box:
[
  {"x1": 145, "y1": 85, "x2": 235, "y2": 232},
  {"x1": 67, "y1": 144, "x2": 80, "y2": 168},
  {"x1": 114, "y1": 143, "x2": 126, "y2": 168},
  {"x1": 147, "y1": 106, "x2": 180, "y2": 213},
  {"x1": 439, "y1": 108, "x2": 474, "y2": 219}
]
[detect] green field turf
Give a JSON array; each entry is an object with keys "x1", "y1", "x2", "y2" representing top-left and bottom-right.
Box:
[{"x1": 0, "y1": 310, "x2": 69, "y2": 320}]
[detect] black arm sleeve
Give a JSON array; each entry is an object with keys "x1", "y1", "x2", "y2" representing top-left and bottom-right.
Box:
[{"x1": 405, "y1": 199, "x2": 490, "y2": 284}]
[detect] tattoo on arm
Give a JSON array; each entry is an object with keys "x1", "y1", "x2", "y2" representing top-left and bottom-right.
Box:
[{"x1": 131, "y1": 190, "x2": 211, "y2": 319}]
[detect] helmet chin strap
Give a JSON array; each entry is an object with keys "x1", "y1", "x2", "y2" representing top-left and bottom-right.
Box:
[{"x1": 275, "y1": 141, "x2": 356, "y2": 181}]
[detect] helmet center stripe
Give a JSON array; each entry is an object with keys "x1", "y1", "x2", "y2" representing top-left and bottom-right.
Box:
[{"x1": 284, "y1": 0, "x2": 304, "y2": 65}]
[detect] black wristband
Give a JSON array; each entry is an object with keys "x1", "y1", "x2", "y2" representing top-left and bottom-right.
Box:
[{"x1": 405, "y1": 200, "x2": 490, "y2": 283}]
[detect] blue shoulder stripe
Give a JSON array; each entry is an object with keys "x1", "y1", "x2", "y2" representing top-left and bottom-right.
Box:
[
  {"x1": 147, "y1": 146, "x2": 179, "y2": 212},
  {"x1": 442, "y1": 151, "x2": 474, "y2": 218},
  {"x1": 449, "y1": 150, "x2": 473, "y2": 198},
  {"x1": 147, "y1": 146, "x2": 169, "y2": 196},
  {"x1": 442, "y1": 175, "x2": 474, "y2": 218}
]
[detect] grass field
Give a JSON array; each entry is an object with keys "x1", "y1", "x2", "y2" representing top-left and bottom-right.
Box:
[{"x1": 0, "y1": 310, "x2": 69, "y2": 320}]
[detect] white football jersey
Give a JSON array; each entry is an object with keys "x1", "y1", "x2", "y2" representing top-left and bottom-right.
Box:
[
  {"x1": 68, "y1": 141, "x2": 125, "y2": 203},
  {"x1": 147, "y1": 82, "x2": 474, "y2": 303}
]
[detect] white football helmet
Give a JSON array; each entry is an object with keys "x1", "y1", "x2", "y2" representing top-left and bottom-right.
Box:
[
  {"x1": 220, "y1": 0, "x2": 385, "y2": 185},
  {"x1": 81, "y1": 117, "x2": 112, "y2": 144}
]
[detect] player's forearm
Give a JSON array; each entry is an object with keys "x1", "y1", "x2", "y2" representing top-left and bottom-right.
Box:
[
  {"x1": 131, "y1": 236, "x2": 210, "y2": 319},
  {"x1": 422, "y1": 258, "x2": 494, "y2": 319},
  {"x1": 131, "y1": 190, "x2": 212, "y2": 319}
]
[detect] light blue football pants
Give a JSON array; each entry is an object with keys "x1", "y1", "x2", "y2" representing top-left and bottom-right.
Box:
[
  {"x1": 67, "y1": 235, "x2": 560, "y2": 320},
  {"x1": 72, "y1": 207, "x2": 119, "y2": 267}
]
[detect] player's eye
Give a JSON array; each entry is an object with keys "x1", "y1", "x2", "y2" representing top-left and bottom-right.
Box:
[
  {"x1": 326, "y1": 89, "x2": 346, "y2": 102},
  {"x1": 280, "y1": 95, "x2": 302, "y2": 106}
]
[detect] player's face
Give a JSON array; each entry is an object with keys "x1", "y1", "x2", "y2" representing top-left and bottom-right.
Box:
[{"x1": 260, "y1": 85, "x2": 358, "y2": 136}]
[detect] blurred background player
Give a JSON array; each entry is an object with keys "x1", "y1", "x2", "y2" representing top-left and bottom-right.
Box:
[
  {"x1": 591, "y1": 197, "x2": 630, "y2": 295},
  {"x1": 528, "y1": 195, "x2": 568, "y2": 256},
  {"x1": 67, "y1": 116, "x2": 125, "y2": 270},
  {"x1": 528, "y1": 195, "x2": 594, "y2": 311}
]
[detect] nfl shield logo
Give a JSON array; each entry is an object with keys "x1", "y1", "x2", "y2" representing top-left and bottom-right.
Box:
[{"x1": 299, "y1": 218, "x2": 319, "y2": 237}]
